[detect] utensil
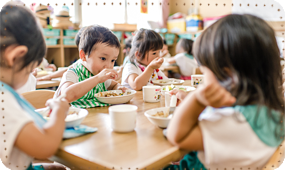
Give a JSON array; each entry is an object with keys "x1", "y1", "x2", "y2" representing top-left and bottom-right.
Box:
[
  {"x1": 169, "y1": 95, "x2": 177, "y2": 115},
  {"x1": 42, "y1": 93, "x2": 66, "y2": 117}
]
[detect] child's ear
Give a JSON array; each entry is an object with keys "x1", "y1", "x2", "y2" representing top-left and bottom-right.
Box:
[
  {"x1": 135, "y1": 51, "x2": 140, "y2": 60},
  {"x1": 4, "y1": 45, "x2": 28, "y2": 67},
  {"x1": 79, "y1": 50, "x2": 87, "y2": 61}
]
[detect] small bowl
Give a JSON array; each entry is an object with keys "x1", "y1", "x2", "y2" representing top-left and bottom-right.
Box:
[
  {"x1": 95, "y1": 90, "x2": 136, "y2": 104},
  {"x1": 144, "y1": 107, "x2": 172, "y2": 128},
  {"x1": 36, "y1": 107, "x2": 88, "y2": 128}
]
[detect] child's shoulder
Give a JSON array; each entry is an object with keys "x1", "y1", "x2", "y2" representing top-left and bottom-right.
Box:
[{"x1": 200, "y1": 105, "x2": 283, "y2": 147}]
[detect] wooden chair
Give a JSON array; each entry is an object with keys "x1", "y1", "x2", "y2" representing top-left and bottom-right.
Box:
[
  {"x1": 262, "y1": 140, "x2": 285, "y2": 170},
  {"x1": 192, "y1": 67, "x2": 203, "y2": 75},
  {"x1": 22, "y1": 90, "x2": 55, "y2": 109},
  {"x1": 22, "y1": 89, "x2": 69, "y2": 169}
]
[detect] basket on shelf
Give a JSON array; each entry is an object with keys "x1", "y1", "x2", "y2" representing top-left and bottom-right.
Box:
[
  {"x1": 42, "y1": 28, "x2": 60, "y2": 36},
  {"x1": 64, "y1": 30, "x2": 79, "y2": 37},
  {"x1": 45, "y1": 38, "x2": 59, "y2": 45},
  {"x1": 165, "y1": 33, "x2": 176, "y2": 45},
  {"x1": 63, "y1": 38, "x2": 76, "y2": 45}
]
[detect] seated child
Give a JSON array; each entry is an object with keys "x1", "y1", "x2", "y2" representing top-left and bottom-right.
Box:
[
  {"x1": 121, "y1": 28, "x2": 168, "y2": 90},
  {"x1": 55, "y1": 25, "x2": 127, "y2": 108},
  {"x1": 0, "y1": 3, "x2": 69, "y2": 170},
  {"x1": 167, "y1": 38, "x2": 197, "y2": 80},
  {"x1": 165, "y1": 14, "x2": 284, "y2": 170},
  {"x1": 37, "y1": 27, "x2": 123, "y2": 82}
]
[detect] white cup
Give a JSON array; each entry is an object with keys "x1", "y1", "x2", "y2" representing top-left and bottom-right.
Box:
[
  {"x1": 143, "y1": 86, "x2": 162, "y2": 103},
  {"x1": 109, "y1": 105, "x2": 137, "y2": 133},
  {"x1": 191, "y1": 75, "x2": 204, "y2": 87}
]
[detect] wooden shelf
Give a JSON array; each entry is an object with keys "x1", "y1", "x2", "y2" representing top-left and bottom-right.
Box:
[
  {"x1": 47, "y1": 45, "x2": 61, "y2": 48},
  {"x1": 64, "y1": 45, "x2": 77, "y2": 48},
  {"x1": 45, "y1": 29, "x2": 79, "y2": 67}
]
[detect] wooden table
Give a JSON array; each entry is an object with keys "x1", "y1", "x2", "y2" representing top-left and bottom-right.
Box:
[
  {"x1": 36, "y1": 79, "x2": 60, "y2": 89},
  {"x1": 51, "y1": 82, "x2": 193, "y2": 170}
]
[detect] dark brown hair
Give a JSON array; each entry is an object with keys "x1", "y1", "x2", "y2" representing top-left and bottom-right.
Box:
[
  {"x1": 79, "y1": 25, "x2": 120, "y2": 56},
  {"x1": 129, "y1": 28, "x2": 163, "y2": 63},
  {"x1": 177, "y1": 38, "x2": 194, "y2": 55},
  {"x1": 193, "y1": 14, "x2": 284, "y2": 137},
  {"x1": 0, "y1": 3, "x2": 46, "y2": 71}
]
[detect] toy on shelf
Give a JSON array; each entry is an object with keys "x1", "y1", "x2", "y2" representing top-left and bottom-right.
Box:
[
  {"x1": 53, "y1": 8, "x2": 73, "y2": 29},
  {"x1": 35, "y1": 5, "x2": 52, "y2": 28}
]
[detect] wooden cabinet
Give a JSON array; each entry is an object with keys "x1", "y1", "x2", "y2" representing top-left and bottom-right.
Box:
[{"x1": 45, "y1": 29, "x2": 79, "y2": 68}]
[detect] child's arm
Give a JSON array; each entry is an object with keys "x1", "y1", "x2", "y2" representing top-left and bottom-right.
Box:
[
  {"x1": 37, "y1": 68, "x2": 68, "y2": 81},
  {"x1": 15, "y1": 98, "x2": 69, "y2": 159},
  {"x1": 166, "y1": 58, "x2": 176, "y2": 64},
  {"x1": 167, "y1": 67, "x2": 236, "y2": 151},
  {"x1": 128, "y1": 57, "x2": 164, "y2": 90},
  {"x1": 61, "y1": 69, "x2": 118, "y2": 102}
]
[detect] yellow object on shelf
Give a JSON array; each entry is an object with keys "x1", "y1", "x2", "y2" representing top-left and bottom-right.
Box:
[
  {"x1": 186, "y1": 8, "x2": 203, "y2": 32},
  {"x1": 167, "y1": 18, "x2": 186, "y2": 33}
]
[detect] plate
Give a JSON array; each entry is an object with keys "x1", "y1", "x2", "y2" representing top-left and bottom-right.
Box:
[
  {"x1": 161, "y1": 85, "x2": 196, "y2": 95},
  {"x1": 36, "y1": 107, "x2": 88, "y2": 128},
  {"x1": 95, "y1": 90, "x2": 136, "y2": 104},
  {"x1": 152, "y1": 79, "x2": 184, "y2": 86}
]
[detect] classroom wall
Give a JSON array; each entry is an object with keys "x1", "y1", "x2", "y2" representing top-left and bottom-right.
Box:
[{"x1": 169, "y1": 0, "x2": 232, "y2": 18}]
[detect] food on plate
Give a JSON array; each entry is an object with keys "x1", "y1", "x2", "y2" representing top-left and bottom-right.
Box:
[
  {"x1": 95, "y1": 91, "x2": 132, "y2": 97},
  {"x1": 152, "y1": 109, "x2": 169, "y2": 118}
]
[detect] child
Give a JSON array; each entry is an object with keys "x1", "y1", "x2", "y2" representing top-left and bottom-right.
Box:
[
  {"x1": 121, "y1": 28, "x2": 168, "y2": 90},
  {"x1": 55, "y1": 25, "x2": 127, "y2": 108},
  {"x1": 38, "y1": 27, "x2": 123, "y2": 82},
  {"x1": 166, "y1": 38, "x2": 197, "y2": 80},
  {"x1": 165, "y1": 14, "x2": 284, "y2": 169},
  {"x1": 0, "y1": 3, "x2": 69, "y2": 170}
]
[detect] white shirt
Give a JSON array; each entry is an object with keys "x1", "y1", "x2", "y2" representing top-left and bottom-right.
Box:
[
  {"x1": 16, "y1": 74, "x2": 37, "y2": 94},
  {"x1": 0, "y1": 90, "x2": 34, "y2": 170},
  {"x1": 197, "y1": 107, "x2": 277, "y2": 169},
  {"x1": 55, "y1": 69, "x2": 112, "y2": 98},
  {"x1": 121, "y1": 61, "x2": 168, "y2": 89},
  {"x1": 174, "y1": 53, "x2": 197, "y2": 76}
]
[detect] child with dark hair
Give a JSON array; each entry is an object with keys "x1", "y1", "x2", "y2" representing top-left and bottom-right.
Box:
[
  {"x1": 55, "y1": 25, "x2": 127, "y2": 108},
  {"x1": 0, "y1": 3, "x2": 69, "y2": 170},
  {"x1": 165, "y1": 14, "x2": 284, "y2": 170},
  {"x1": 167, "y1": 38, "x2": 197, "y2": 80},
  {"x1": 121, "y1": 28, "x2": 168, "y2": 90}
]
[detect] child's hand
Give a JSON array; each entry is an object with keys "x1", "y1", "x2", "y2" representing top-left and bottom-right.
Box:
[
  {"x1": 45, "y1": 98, "x2": 69, "y2": 118},
  {"x1": 47, "y1": 64, "x2": 57, "y2": 71},
  {"x1": 96, "y1": 69, "x2": 118, "y2": 83},
  {"x1": 160, "y1": 50, "x2": 169, "y2": 58},
  {"x1": 194, "y1": 67, "x2": 236, "y2": 108},
  {"x1": 116, "y1": 66, "x2": 124, "y2": 81},
  {"x1": 148, "y1": 57, "x2": 164, "y2": 70},
  {"x1": 169, "y1": 89, "x2": 188, "y2": 105},
  {"x1": 116, "y1": 85, "x2": 129, "y2": 93}
]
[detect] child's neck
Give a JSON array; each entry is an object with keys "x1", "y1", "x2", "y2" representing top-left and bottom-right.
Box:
[{"x1": 0, "y1": 67, "x2": 14, "y2": 88}]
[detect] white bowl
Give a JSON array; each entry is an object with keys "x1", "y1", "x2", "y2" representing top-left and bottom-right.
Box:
[
  {"x1": 152, "y1": 79, "x2": 184, "y2": 86},
  {"x1": 144, "y1": 107, "x2": 172, "y2": 128},
  {"x1": 95, "y1": 90, "x2": 136, "y2": 104},
  {"x1": 161, "y1": 85, "x2": 196, "y2": 95},
  {"x1": 36, "y1": 107, "x2": 88, "y2": 128}
]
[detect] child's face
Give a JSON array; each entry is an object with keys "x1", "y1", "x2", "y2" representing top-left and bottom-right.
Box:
[
  {"x1": 138, "y1": 49, "x2": 161, "y2": 66},
  {"x1": 84, "y1": 43, "x2": 119, "y2": 75}
]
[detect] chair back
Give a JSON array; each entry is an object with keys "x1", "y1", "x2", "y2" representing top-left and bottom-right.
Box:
[{"x1": 22, "y1": 90, "x2": 55, "y2": 109}]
